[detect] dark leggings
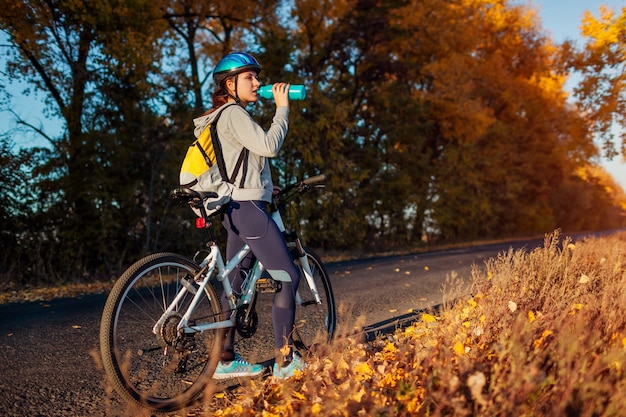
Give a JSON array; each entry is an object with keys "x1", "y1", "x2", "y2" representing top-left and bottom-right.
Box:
[{"x1": 219, "y1": 200, "x2": 301, "y2": 361}]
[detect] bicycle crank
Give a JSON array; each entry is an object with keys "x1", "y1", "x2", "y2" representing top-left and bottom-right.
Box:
[{"x1": 235, "y1": 305, "x2": 258, "y2": 338}]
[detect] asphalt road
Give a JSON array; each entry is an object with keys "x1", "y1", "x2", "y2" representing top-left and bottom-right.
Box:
[{"x1": 0, "y1": 235, "x2": 563, "y2": 416}]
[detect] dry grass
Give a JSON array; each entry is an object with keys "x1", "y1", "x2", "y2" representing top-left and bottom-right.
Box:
[{"x1": 205, "y1": 230, "x2": 626, "y2": 416}]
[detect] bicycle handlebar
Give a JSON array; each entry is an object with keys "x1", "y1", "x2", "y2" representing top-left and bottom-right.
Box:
[
  {"x1": 276, "y1": 174, "x2": 326, "y2": 198},
  {"x1": 302, "y1": 174, "x2": 326, "y2": 186}
]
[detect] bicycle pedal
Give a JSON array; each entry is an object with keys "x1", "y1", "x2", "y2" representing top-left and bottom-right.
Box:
[{"x1": 255, "y1": 277, "x2": 281, "y2": 293}]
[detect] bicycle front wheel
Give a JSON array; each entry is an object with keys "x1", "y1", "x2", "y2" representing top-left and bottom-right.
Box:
[
  {"x1": 100, "y1": 252, "x2": 224, "y2": 412},
  {"x1": 293, "y1": 247, "x2": 336, "y2": 352}
]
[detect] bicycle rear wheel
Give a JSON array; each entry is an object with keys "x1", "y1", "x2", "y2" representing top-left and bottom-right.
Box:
[
  {"x1": 100, "y1": 252, "x2": 223, "y2": 412},
  {"x1": 293, "y1": 247, "x2": 336, "y2": 352}
]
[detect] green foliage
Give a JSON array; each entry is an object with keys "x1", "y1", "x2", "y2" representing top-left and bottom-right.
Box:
[{"x1": 1, "y1": 0, "x2": 625, "y2": 284}]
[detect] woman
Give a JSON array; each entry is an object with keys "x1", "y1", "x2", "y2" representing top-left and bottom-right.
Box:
[{"x1": 192, "y1": 52, "x2": 304, "y2": 379}]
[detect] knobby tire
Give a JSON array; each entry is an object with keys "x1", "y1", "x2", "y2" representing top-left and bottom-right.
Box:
[{"x1": 99, "y1": 253, "x2": 224, "y2": 412}]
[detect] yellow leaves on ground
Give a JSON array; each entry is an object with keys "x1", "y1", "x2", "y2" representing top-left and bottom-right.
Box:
[
  {"x1": 453, "y1": 341, "x2": 466, "y2": 356},
  {"x1": 0, "y1": 281, "x2": 114, "y2": 304},
  {"x1": 382, "y1": 341, "x2": 398, "y2": 358},
  {"x1": 421, "y1": 313, "x2": 438, "y2": 323},
  {"x1": 353, "y1": 362, "x2": 374, "y2": 381},
  {"x1": 533, "y1": 330, "x2": 553, "y2": 350},
  {"x1": 569, "y1": 303, "x2": 585, "y2": 315},
  {"x1": 279, "y1": 341, "x2": 291, "y2": 357},
  {"x1": 291, "y1": 391, "x2": 306, "y2": 401},
  {"x1": 310, "y1": 403, "x2": 322, "y2": 414},
  {"x1": 207, "y1": 232, "x2": 626, "y2": 416}
]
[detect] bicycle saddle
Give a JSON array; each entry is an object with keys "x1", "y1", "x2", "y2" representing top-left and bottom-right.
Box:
[{"x1": 170, "y1": 187, "x2": 218, "y2": 204}]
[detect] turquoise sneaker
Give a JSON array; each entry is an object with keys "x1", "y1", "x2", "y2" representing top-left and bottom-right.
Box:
[
  {"x1": 272, "y1": 354, "x2": 307, "y2": 379},
  {"x1": 213, "y1": 353, "x2": 264, "y2": 380}
]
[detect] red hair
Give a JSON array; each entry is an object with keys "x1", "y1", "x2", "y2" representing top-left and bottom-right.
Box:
[{"x1": 200, "y1": 77, "x2": 234, "y2": 116}]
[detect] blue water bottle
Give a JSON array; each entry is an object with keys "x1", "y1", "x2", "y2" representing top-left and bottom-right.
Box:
[{"x1": 257, "y1": 84, "x2": 306, "y2": 100}]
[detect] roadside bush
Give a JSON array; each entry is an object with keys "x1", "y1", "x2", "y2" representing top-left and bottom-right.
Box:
[{"x1": 209, "y1": 230, "x2": 626, "y2": 416}]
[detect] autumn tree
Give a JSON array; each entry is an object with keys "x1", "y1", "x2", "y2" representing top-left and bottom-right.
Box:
[
  {"x1": 563, "y1": 5, "x2": 626, "y2": 158},
  {"x1": 377, "y1": 0, "x2": 602, "y2": 240},
  {"x1": 552, "y1": 164, "x2": 626, "y2": 231}
]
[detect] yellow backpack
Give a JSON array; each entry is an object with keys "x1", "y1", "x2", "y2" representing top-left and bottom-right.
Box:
[{"x1": 179, "y1": 104, "x2": 248, "y2": 215}]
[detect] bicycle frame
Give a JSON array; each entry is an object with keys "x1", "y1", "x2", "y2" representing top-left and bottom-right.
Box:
[
  {"x1": 100, "y1": 174, "x2": 333, "y2": 412},
  {"x1": 151, "y1": 206, "x2": 323, "y2": 337}
]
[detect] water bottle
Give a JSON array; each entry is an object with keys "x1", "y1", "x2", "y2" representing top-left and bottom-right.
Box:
[{"x1": 257, "y1": 84, "x2": 306, "y2": 100}]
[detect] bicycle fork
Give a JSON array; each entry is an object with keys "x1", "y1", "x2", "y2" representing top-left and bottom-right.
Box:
[
  {"x1": 272, "y1": 210, "x2": 322, "y2": 306},
  {"x1": 289, "y1": 237, "x2": 323, "y2": 305}
]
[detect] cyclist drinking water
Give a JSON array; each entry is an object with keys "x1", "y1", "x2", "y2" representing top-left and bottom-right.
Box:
[{"x1": 192, "y1": 52, "x2": 304, "y2": 379}]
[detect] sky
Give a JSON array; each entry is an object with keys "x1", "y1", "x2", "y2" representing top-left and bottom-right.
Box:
[{"x1": 1, "y1": 0, "x2": 625, "y2": 190}]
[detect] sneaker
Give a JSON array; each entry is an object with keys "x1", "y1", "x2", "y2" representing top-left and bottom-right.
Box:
[
  {"x1": 213, "y1": 353, "x2": 264, "y2": 380},
  {"x1": 272, "y1": 354, "x2": 307, "y2": 379}
]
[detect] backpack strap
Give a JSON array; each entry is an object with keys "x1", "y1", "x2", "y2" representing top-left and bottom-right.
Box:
[
  {"x1": 210, "y1": 103, "x2": 248, "y2": 188},
  {"x1": 237, "y1": 149, "x2": 249, "y2": 188}
]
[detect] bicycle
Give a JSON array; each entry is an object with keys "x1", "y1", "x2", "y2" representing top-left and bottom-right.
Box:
[{"x1": 99, "y1": 174, "x2": 336, "y2": 412}]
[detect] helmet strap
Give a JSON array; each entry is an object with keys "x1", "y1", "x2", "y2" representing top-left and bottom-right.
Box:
[{"x1": 225, "y1": 74, "x2": 241, "y2": 104}]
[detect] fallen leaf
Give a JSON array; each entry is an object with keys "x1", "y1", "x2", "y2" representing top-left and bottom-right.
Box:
[
  {"x1": 508, "y1": 301, "x2": 517, "y2": 312},
  {"x1": 421, "y1": 313, "x2": 437, "y2": 323},
  {"x1": 467, "y1": 372, "x2": 487, "y2": 406},
  {"x1": 292, "y1": 391, "x2": 306, "y2": 401},
  {"x1": 453, "y1": 342, "x2": 465, "y2": 355}
]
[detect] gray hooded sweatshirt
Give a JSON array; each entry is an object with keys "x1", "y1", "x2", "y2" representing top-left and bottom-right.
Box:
[{"x1": 190, "y1": 103, "x2": 289, "y2": 203}]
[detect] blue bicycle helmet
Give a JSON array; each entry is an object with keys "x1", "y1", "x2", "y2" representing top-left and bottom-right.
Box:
[{"x1": 213, "y1": 52, "x2": 262, "y2": 86}]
